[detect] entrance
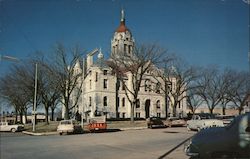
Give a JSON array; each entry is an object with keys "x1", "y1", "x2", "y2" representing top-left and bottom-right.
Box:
[{"x1": 145, "y1": 99, "x2": 151, "y2": 118}]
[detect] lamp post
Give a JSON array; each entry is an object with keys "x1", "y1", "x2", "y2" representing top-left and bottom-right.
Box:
[{"x1": 33, "y1": 63, "x2": 38, "y2": 132}]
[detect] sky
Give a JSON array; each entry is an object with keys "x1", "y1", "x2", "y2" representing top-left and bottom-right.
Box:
[{"x1": 0, "y1": 0, "x2": 249, "y2": 77}]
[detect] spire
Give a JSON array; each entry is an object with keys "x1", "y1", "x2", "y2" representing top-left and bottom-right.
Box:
[{"x1": 121, "y1": 9, "x2": 125, "y2": 22}]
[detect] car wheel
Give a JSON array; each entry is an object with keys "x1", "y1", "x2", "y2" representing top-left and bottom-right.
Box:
[
  {"x1": 11, "y1": 128, "x2": 16, "y2": 132},
  {"x1": 197, "y1": 127, "x2": 201, "y2": 132}
]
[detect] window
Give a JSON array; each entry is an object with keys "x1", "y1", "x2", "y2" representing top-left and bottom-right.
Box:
[
  {"x1": 156, "y1": 82, "x2": 161, "y2": 93},
  {"x1": 136, "y1": 112, "x2": 140, "y2": 118},
  {"x1": 95, "y1": 72, "x2": 98, "y2": 82},
  {"x1": 122, "y1": 82, "x2": 126, "y2": 90},
  {"x1": 157, "y1": 113, "x2": 161, "y2": 118},
  {"x1": 104, "y1": 96, "x2": 107, "y2": 107},
  {"x1": 89, "y1": 97, "x2": 92, "y2": 107},
  {"x1": 136, "y1": 99, "x2": 140, "y2": 108},
  {"x1": 156, "y1": 100, "x2": 161, "y2": 109},
  {"x1": 117, "y1": 97, "x2": 120, "y2": 107},
  {"x1": 103, "y1": 70, "x2": 108, "y2": 75},
  {"x1": 122, "y1": 113, "x2": 126, "y2": 118},
  {"x1": 122, "y1": 98, "x2": 125, "y2": 107},
  {"x1": 145, "y1": 79, "x2": 149, "y2": 92},
  {"x1": 89, "y1": 80, "x2": 92, "y2": 89},
  {"x1": 104, "y1": 79, "x2": 108, "y2": 89},
  {"x1": 124, "y1": 44, "x2": 127, "y2": 53}
]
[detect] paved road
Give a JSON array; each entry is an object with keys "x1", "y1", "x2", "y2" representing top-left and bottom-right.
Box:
[{"x1": 0, "y1": 127, "x2": 195, "y2": 159}]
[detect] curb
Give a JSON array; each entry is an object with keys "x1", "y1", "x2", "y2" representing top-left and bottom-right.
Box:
[
  {"x1": 120, "y1": 127, "x2": 147, "y2": 131},
  {"x1": 22, "y1": 131, "x2": 58, "y2": 136}
]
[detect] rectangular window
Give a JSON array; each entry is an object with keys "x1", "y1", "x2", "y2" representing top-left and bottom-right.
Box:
[
  {"x1": 136, "y1": 112, "x2": 140, "y2": 118},
  {"x1": 90, "y1": 80, "x2": 92, "y2": 89},
  {"x1": 117, "y1": 97, "x2": 120, "y2": 107},
  {"x1": 104, "y1": 96, "x2": 107, "y2": 106},
  {"x1": 122, "y1": 82, "x2": 125, "y2": 90},
  {"x1": 89, "y1": 97, "x2": 92, "y2": 107},
  {"x1": 95, "y1": 72, "x2": 98, "y2": 82},
  {"x1": 122, "y1": 113, "x2": 126, "y2": 118},
  {"x1": 103, "y1": 70, "x2": 108, "y2": 75},
  {"x1": 104, "y1": 79, "x2": 108, "y2": 89},
  {"x1": 124, "y1": 44, "x2": 127, "y2": 53},
  {"x1": 157, "y1": 113, "x2": 161, "y2": 118},
  {"x1": 122, "y1": 98, "x2": 125, "y2": 107}
]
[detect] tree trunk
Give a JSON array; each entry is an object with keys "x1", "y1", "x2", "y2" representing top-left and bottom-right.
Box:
[
  {"x1": 165, "y1": 94, "x2": 168, "y2": 119},
  {"x1": 45, "y1": 107, "x2": 49, "y2": 125},
  {"x1": 209, "y1": 108, "x2": 214, "y2": 114},
  {"x1": 24, "y1": 110, "x2": 28, "y2": 124},
  {"x1": 222, "y1": 107, "x2": 226, "y2": 115},
  {"x1": 51, "y1": 108, "x2": 55, "y2": 121},
  {"x1": 130, "y1": 102, "x2": 135, "y2": 123},
  {"x1": 64, "y1": 105, "x2": 69, "y2": 120},
  {"x1": 15, "y1": 109, "x2": 18, "y2": 124}
]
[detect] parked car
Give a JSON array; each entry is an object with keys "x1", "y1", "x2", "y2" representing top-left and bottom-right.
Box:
[
  {"x1": 216, "y1": 115, "x2": 236, "y2": 126},
  {"x1": 185, "y1": 113, "x2": 250, "y2": 158},
  {"x1": 0, "y1": 121, "x2": 24, "y2": 132},
  {"x1": 146, "y1": 117, "x2": 165, "y2": 128},
  {"x1": 57, "y1": 120, "x2": 82, "y2": 135},
  {"x1": 164, "y1": 117, "x2": 186, "y2": 127},
  {"x1": 187, "y1": 113, "x2": 224, "y2": 131}
]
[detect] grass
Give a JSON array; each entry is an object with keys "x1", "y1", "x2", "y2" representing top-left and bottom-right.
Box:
[
  {"x1": 24, "y1": 120, "x2": 147, "y2": 133},
  {"x1": 24, "y1": 121, "x2": 59, "y2": 133}
]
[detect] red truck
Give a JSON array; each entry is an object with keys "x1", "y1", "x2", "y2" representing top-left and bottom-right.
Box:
[{"x1": 88, "y1": 116, "x2": 107, "y2": 132}]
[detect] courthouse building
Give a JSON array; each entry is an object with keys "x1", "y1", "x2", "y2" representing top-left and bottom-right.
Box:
[{"x1": 64, "y1": 10, "x2": 187, "y2": 119}]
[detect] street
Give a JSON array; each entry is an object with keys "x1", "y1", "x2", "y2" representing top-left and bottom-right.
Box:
[{"x1": 0, "y1": 127, "x2": 195, "y2": 159}]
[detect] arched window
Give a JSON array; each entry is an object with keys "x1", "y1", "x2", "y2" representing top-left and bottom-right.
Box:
[
  {"x1": 156, "y1": 100, "x2": 160, "y2": 109},
  {"x1": 104, "y1": 96, "x2": 107, "y2": 107}
]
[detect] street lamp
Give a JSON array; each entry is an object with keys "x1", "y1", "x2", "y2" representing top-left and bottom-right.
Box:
[{"x1": 33, "y1": 63, "x2": 38, "y2": 132}]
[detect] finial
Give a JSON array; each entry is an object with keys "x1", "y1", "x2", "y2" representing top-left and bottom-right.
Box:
[
  {"x1": 98, "y1": 47, "x2": 104, "y2": 59},
  {"x1": 121, "y1": 8, "x2": 125, "y2": 22}
]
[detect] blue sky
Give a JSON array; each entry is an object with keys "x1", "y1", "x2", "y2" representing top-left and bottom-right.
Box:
[{"x1": 0, "y1": 0, "x2": 249, "y2": 76}]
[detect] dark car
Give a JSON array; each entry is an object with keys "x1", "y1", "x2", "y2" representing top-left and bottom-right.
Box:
[
  {"x1": 146, "y1": 117, "x2": 165, "y2": 128},
  {"x1": 185, "y1": 113, "x2": 250, "y2": 158}
]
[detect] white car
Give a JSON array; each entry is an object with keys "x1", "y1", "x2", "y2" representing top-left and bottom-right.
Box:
[
  {"x1": 187, "y1": 113, "x2": 224, "y2": 131},
  {"x1": 0, "y1": 122, "x2": 24, "y2": 132},
  {"x1": 57, "y1": 120, "x2": 82, "y2": 135}
]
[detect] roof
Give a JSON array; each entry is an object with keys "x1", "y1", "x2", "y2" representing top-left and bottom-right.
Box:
[{"x1": 116, "y1": 21, "x2": 130, "y2": 33}]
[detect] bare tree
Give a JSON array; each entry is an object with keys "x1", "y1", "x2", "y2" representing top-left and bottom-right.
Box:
[
  {"x1": 230, "y1": 71, "x2": 250, "y2": 114},
  {"x1": 220, "y1": 69, "x2": 235, "y2": 115},
  {"x1": 157, "y1": 57, "x2": 198, "y2": 117},
  {"x1": 196, "y1": 66, "x2": 224, "y2": 114},
  {"x1": 34, "y1": 57, "x2": 61, "y2": 124},
  {"x1": 53, "y1": 43, "x2": 84, "y2": 120},
  {"x1": 186, "y1": 89, "x2": 203, "y2": 114},
  {"x1": 0, "y1": 64, "x2": 34, "y2": 123},
  {"x1": 109, "y1": 43, "x2": 165, "y2": 122}
]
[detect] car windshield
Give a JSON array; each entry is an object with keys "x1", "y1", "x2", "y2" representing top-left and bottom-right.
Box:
[
  {"x1": 199, "y1": 113, "x2": 215, "y2": 119},
  {"x1": 60, "y1": 121, "x2": 72, "y2": 125}
]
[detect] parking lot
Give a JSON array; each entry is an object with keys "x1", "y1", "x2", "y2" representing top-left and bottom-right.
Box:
[{"x1": 0, "y1": 127, "x2": 195, "y2": 159}]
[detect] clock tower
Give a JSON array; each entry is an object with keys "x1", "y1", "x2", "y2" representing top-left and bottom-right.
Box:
[{"x1": 111, "y1": 9, "x2": 135, "y2": 57}]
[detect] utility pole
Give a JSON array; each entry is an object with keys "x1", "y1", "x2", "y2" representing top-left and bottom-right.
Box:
[{"x1": 33, "y1": 63, "x2": 38, "y2": 132}]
